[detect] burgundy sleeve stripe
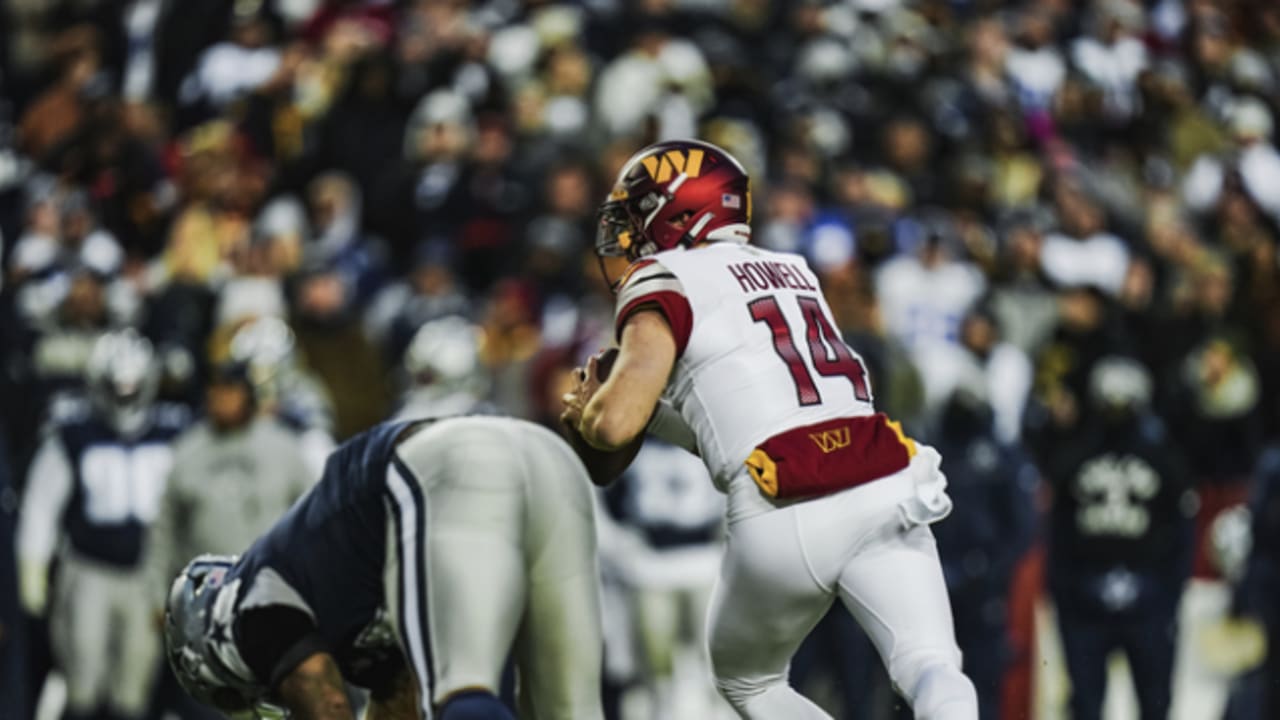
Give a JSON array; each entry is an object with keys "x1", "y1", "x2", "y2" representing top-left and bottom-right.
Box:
[
  {"x1": 616, "y1": 259, "x2": 659, "y2": 288},
  {"x1": 625, "y1": 272, "x2": 678, "y2": 286},
  {"x1": 616, "y1": 290, "x2": 694, "y2": 358}
]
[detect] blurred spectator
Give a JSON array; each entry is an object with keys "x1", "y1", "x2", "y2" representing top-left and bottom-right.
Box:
[
  {"x1": 506, "y1": 31, "x2": 595, "y2": 144},
  {"x1": 288, "y1": 258, "x2": 393, "y2": 438},
  {"x1": 1183, "y1": 96, "x2": 1280, "y2": 224},
  {"x1": 824, "y1": 265, "x2": 925, "y2": 428},
  {"x1": 1006, "y1": 7, "x2": 1067, "y2": 112},
  {"x1": 145, "y1": 359, "x2": 314, "y2": 602},
  {"x1": 181, "y1": 7, "x2": 281, "y2": 111},
  {"x1": 1040, "y1": 181, "x2": 1131, "y2": 295},
  {"x1": 302, "y1": 49, "x2": 407, "y2": 194},
  {"x1": 371, "y1": 87, "x2": 474, "y2": 252},
  {"x1": 149, "y1": 0, "x2": 237, "y2": 112},
  {"x1": 15, "y1": 330, "x2": 187, "y2": 720},
  {"x1": 1070, "y1": 0, "x2": 1148, "y2": 123},
  {"x1": 931, "y1": 384, "x2": 1039, "y2": 717},
  {"x1": 159, "y1": 121, "x2": 255, "y2": 286},
  {"x1": 479, "y1": 278, "x2": 543, "y2": 418},
  {"x1": 597, "y1": 440, "x2": 728, "y2": 720},
  {"x1": 1026, "y1": 285, "x2": 1127, "y2": 454},
  {"x1": 1174, "y1": 336, "x2": 1264, "y2": 580},
  {"x1": 1044, "y1": 357, "x2": 1193, "y2": 720},
  {"x1": 757, "y1": 181, "x2": 816, "y2": 257},
  {"x1": 956, "y1": 308, "x2": 1033, "y2": 445},
  {"x1": 875, "y1": 210, "x2": 986, "y2": 412},
  {"x1": 594, "y1": 22, "x2": 712, "y2": 141},
  {"x1": 987, "y1": 209, "x2": 1060, "y2": 355},
  {"x1": 524, "y1": 161, "x2": 596, "y2": 301},
  {"x1": 881, "y1": 116, "x2": 939, "y2": 207},
  {"x1": 958, "y1": 17, "x2": 1017, "y2": 127},
  {"x1": 9, "y1": 182, "x2": 123, "y2": 284},
  {"x1": 1228, "y1": 445, "x2": 1280, "y2": 719},
  {"x1": 7, "y1": 214, "x2": 137, "y2": 425},
  {"x1": 304, "y1": 170, "x2": 389, "y2": 308},
  {"x1": 364, "y1": 238, "x2": 472, "y2": 364},
  {"x1": 49, "y1": 98, "x2": 174, "y2": 256},
  {"x1": 226, "y1": 315, "x2": 335, "y2": 473},
  {"x1": 17, "y1": 25, "x2": 104, "y2": 163},
  {"x1": 931, "y1": 386, "x2": 1038, "y2": 720}
]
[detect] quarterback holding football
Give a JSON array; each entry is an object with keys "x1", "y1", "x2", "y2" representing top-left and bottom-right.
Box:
[{"x1": 562, "y1": 139, "x2": 979, "y2": 719}]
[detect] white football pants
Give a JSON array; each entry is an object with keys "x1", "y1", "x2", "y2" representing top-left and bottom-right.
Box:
[
  {"x1": 709, "y1": 447, "x2": 979, "y2": 720},
  {"x1": 385, "y1": 416, "x2": 605, "y2": 719},
  {"x1": 52, "y1": 552, "x2": 160, "y2": 717}
]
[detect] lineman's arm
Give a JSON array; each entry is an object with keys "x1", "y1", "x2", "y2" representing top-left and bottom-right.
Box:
[
  {"x1": 15, "y1": 434, "x2": 74, "y2": 615},
  {"x1": 276, "y1": 652, "x2": 355, "y2": 720},
  {"x1": 577, "y1": 311, "x2": 677, "y2": 451},
  {"x1": 238, "y1": 605, "x2": 352, "y2": 719},
  {"x1": 363, "y1": 668, "x2": 417, "y2": 720}
]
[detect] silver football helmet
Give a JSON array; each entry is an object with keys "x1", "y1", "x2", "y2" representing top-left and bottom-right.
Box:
[
  {"x1": 398, "y1": 315, "x2": 490, "y2": 418},
  {"x1": 165, "y1": 555, "x2": 271, "y2": 717},
  {"x1": 85, "y1": 328, "x2": 160, "y2": 437},
  {"x1": 404, "y1": 315, "x2": 484, "y2": 391},
  {"x1": 229, "y1": 316, "x2": 297, "y2": 404}
]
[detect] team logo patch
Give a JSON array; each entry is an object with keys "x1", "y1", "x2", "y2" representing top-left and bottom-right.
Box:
[
  {"x1": 808, "y1": 426, "x2": 851, "y2": 454},
  {"x1": 722, "y1": 193, "x2": 741, "y2": 209},
  {"x1": 640, "y1": 149, "x2": 705, "y2": 182}
]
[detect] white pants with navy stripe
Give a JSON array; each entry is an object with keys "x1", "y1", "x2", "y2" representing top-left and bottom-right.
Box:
[{"x1": 383, "y1": 416, "x2": 605, "y2": 719}]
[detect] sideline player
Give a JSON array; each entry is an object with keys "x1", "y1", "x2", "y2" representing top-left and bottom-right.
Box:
[
  {"x1": 163, "y1": 415, "x2": 603, "y2": 720},
  {"x1": 17, "y1": 329, "x2": 188, "y2": 720},
  {"x1": 561, "y1": 139, "x2": 979, "y2": 719}
]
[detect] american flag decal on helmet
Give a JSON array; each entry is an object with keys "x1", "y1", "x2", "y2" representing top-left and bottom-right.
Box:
[{"x1": 722, "y1": 193, "x2": 741, "y2": 209}]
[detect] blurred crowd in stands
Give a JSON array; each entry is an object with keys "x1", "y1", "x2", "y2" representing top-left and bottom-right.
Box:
[{"x1": 1, "y1": 0, "x2": 1280, "y2": 718}]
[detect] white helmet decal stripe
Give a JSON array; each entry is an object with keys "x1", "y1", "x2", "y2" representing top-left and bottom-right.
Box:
[{"x1": 685, "y1": 211, "x2": 715, "y2": 243}]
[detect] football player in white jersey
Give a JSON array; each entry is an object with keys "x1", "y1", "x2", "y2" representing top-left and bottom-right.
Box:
[{"x1": 561, "y1": 139, "x2": 979, "y2": 719}]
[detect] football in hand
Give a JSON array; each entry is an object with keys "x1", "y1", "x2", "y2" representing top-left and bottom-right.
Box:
[
  {"x1": 594, "y1": 347, "x2": 619, "y2": 382},
  {"x1": 564, "y1": 346, "x2": 641, "y2": 486}
]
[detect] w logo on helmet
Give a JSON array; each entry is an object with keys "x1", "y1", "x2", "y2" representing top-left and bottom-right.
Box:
[{"x1": 640, "y1": 148, "x2": 706, "y2": 182}]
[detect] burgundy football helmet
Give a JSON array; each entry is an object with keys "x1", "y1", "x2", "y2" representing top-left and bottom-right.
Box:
[{"x1": 596, "y1": 139, "x2": 752, "y2": 266}]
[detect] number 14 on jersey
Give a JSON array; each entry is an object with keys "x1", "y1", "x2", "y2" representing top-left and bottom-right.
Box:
[{"x1": 749, "y1": 295, "x2": 872, "y2": 407}]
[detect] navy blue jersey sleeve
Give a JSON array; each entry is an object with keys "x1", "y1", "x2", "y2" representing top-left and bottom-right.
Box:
[{"x1": 236, "y1": 605, "x2": 330, "y2": 690}]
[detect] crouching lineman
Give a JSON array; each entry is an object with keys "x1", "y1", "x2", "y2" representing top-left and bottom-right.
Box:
[{"x1": 163, "y1": 415, "x2": 604, "y2": 719}]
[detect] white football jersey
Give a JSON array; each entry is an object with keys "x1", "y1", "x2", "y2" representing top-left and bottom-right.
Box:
[{"x1": 615, "y1": 243, "x2": 877, "y2": 492}]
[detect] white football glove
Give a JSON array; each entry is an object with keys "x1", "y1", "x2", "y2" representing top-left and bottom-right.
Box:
[{"x1": 19, "y1": 559, "x2": 49, "y2": 617}]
